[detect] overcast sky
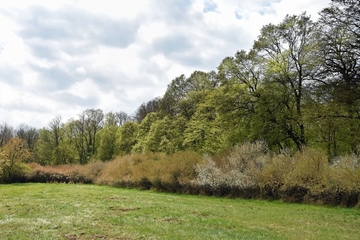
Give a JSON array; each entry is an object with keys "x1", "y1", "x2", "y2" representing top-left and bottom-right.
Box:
[{"x1": 0, "y1": 0, "x2": 331, "y2": 128}]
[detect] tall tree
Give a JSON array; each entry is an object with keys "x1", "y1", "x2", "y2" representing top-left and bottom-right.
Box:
[
  {"x1": 253, "y1": 13, "x2": 319, "y2": 150},
  {"x1": 83, "y1": 109, "x2": 104, "y2": 155},
  {"x1": 33, "y1": 128, "x2": 53, "y2": 165},
  {"x1": 48, "y1": 116, "x2": 62, "y2": 147},
  {"x1": 68, "y1": 118, "x2": 88, "y2": 164},
  {"x1": 317, "y1": 0, "x2": 360, "y2": 152},
  {"x1": 97, "y1": 112, "x2": 119, "y2": 161},
  {"x1": 116, "y1": 121, "x2": 138, "y2": 156}
]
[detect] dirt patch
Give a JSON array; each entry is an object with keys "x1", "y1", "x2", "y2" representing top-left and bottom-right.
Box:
[{"x1": 108, "y1": 206, "x2": 140, "y2": 212}]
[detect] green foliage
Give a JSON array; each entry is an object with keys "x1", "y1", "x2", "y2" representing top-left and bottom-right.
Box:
[
  {"x1": 116, "y1": 121, "x2": 138, "y2": 156},
  {"x1": 97, "y1": 126, "x2": 118, "y2": 161},
  {"x1": 51, "y1": 142, "x2": 77, "y2": 165},
  {"x1": 33, "y1": 129, "x2": 53, "y2": 165},
  {"x1": 132, "y1": 112, "x2": 158, "y2": 153}
]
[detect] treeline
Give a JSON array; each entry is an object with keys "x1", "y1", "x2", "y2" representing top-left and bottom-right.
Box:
[{"x1": 1, "y1": 0, "x2": 359, "y2": 165}]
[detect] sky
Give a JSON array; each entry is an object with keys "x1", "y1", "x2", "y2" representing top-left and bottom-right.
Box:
[{"x1": 0, "y1": 0, "x2": 331, "y2": 129}]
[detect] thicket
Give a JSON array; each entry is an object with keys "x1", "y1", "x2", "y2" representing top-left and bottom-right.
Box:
[{"x1": 3, "y1": 142, "x2": 358, "y2": 207}]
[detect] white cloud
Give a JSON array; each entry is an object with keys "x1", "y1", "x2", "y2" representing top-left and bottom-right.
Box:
[{"x1": 0, "y1": 0, "x2": 331, "y2": 128}]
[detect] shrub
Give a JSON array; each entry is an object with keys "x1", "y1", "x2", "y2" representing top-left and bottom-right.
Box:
[
  {"x1": 25, "y1": 161, "x2": 106, "y2": 184},
  {"x1": 257, "y1": 151, "x2": 293, "y2": 199},
  {"x1": 284, "y1": 148, "x2": 329, "y2": 189},
  {"x1": 96, "y1": 151, "x2": 202, "y2": 192},
  {"x1": 281, "y1": 148, "x2": 328, "y2": 203},
  {"x1": 194, "y1": 141, "x2": 268, "y2": 196}
]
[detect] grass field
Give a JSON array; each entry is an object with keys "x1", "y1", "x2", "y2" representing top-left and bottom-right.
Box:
[{"x1": 0, "y1": 184, "x2": 359, "y2": 239}]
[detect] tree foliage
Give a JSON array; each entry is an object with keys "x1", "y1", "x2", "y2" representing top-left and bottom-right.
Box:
[{"x1": 0, "y1": 138, "x2": 32, "y2": 182}]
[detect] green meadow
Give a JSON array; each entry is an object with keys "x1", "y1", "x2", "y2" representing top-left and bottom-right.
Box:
[{"x1": 0, "y1": 184, "x2": 359, "y2": 239}]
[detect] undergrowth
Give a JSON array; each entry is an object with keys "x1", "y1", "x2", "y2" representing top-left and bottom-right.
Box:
[{"x1": 4, "y1": 142, "x2": 360, "y2": 207}]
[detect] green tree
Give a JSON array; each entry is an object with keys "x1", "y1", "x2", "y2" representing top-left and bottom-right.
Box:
[
  {"x1": 33, "y1": 128, "x2": 53, "y2": 165},
  {"x1": 183, "y1": 90, "x2": 226, "y2": 154},
  {"x1": 253, "y1": 13, "x2": 319, "y2": 150},
  {"x1": 116, "y1": 121, "x2": 138, "y2": 155},
  {"x1": 143, "y1": 116, "x2": 186, "y2": 154},
  {"x1": 159, "y1": 71, "x2": 218, "y2": 118},
  {"x1": 52, "y1": 142, "x2": 77, "y2": 165},
  {"x1": 132, "y1": 112, "x2": 159, "y2": 153}
]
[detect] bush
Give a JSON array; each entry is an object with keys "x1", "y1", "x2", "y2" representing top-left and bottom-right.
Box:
[
  {"x1": 96, "y1": 151, "x2": 202, "y2": 192},
  {"x1": 25, "y1": 161, "x2": 106, "y2": 184},
  {"x1": 257, "y1": 151, "x2": 293, "y2": 199},
  {"x1": 194, "y1": 141, "x2": 268, "y2": 196}
]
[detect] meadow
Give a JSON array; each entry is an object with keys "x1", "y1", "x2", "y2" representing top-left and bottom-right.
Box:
[{"x1": 0, "y1": 183, "x2": 359, "y2": 239}]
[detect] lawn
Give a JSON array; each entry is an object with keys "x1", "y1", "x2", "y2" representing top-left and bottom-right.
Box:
[{"x1": 0, "y1": 184, "x2": 359, "y2": 239}]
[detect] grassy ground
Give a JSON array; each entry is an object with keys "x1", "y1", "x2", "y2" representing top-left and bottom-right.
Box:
[{"x1": 0, "y1": 184, "x2": 359, "y2": 239}]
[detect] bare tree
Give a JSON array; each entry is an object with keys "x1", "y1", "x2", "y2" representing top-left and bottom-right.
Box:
[{"x1": 0, "y1": 123, "x2": 14, "y2": 147}]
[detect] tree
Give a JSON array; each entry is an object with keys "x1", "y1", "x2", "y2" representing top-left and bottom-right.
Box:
[
  {"x1": 48, "y1": 116, "x2": 63, "y2": 147},
  {"x1": 97, "y1": 126, "x2": 118, "y2": 161},
  {"x1": 0, "y1": 138, "x2": 32, "y2": 182},
  {"x1": 115, "y1": 111, "x2": 131, "y2": 126},
  {"x1": 0, "y1": 123, "x2": 14, "y2": 147},
  {"x1": 323, "y1": 0, "x2": 360, "y2": 44},
  {"x1": 33, "y1": 128, "x2": 53, "y2": 165},
  {"x1": 52, "y1": 142, "x2": 77, "y2": 165},
  {"x1": 218, "y1": 50, "x2": 263, "y2": 93},
  {"x1": 134, "y1": 98, "x2": 160, "y2": 123},
  {"x1": 68, "y1": 117, "x2": 88, "y2": 164},
  {"x1": 142, "y1": 116, "x2": 186, "y2": 154},
  {"x1": 253, "y1": 13, "x2": 320, "y2": 150},
  {"x1": 83, "y1": 109, "x2": 104, "y2": 155},
  {"x1": 132, "y1": 112, "x2": 159, "y2": 153},
  {"x1": 183, "y1": 90, "x2": 227, "y2": 154},
  {"x1": 217, "y1": 50, "x2": 265, "y2": 146},
  {"x1": 116, "y1": 121, "x2": 138, "y2": 155},
  {"x1": 97, "y1": 112, "x2": 120, "y2": 160},
  {"x1": 159, "y1": 71, "x2": 218, "y2": 118},
  {"x1": 316, "y1": 1, "x2": 360, "y2": 152},
  {"x1": 67, "y1": 109, "x2": 104, "y2": 164},
  {"x1": 15, "y1": 124, "x2": 39, "y2": 151}
]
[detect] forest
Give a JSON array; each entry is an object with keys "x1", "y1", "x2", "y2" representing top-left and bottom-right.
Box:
[{"x1": 0, "y1": 0, "x2": 359, "y2": 206}]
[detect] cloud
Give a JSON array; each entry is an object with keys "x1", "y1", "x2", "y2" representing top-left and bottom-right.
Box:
[
  {"x1": 203, "y1": 0, "x2": 218, "y2": 13},
  {"x1": 28, "y1": 64, "x2": 77, "y2": 91},
  {"x1": 15, "y1": 6, "x2": 141, "y2": 56},
  {"x1": 0, "y1": 63, "x2": 23, "y2": 86}
]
